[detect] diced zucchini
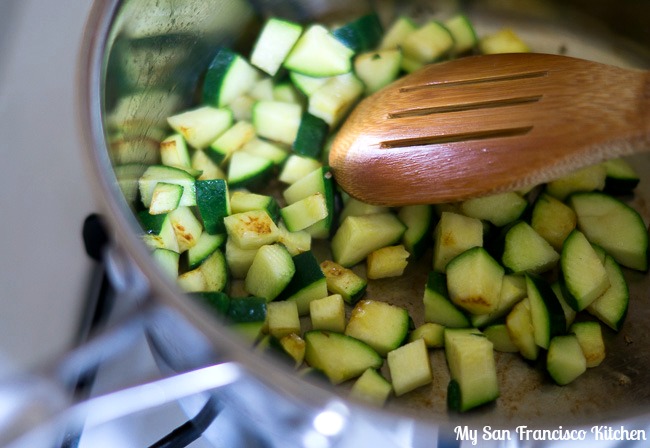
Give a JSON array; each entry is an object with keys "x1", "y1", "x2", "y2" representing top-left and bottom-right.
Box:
[
  {"x1": 227, "y1": 296, "x2": 267, "y2": 324},
  {"x1": 345, "y1": 299, "x2": 410, "y2": 357},
  {"x1": 445, "y1": 329, "x2": 499, "y2": 412},
  {"x1": 479, "y1": 28, "x2": 530, "y2": 54},
  {"x1": 223, "y1": 210, "x2": 280, "y2": 249},
  {"x1": 149, "y1": 182, "x2": 183, "y2": 215},
  {"x1": 245, "y1": 244, "x2": 295, "y2": 301},
  {"x1": 483, "y1": 324, "x2": 519, "y2": 353},
  {"x1": 278, "y1": 155, "x2": 323, "y2": 185},
  {"x1": 278, "y1": 333, "x2": 306, "y2": 367},
  {"x1": 349, "y1": 368, "x2": 392, "y2": 407},
  {"x1": 277, "y1": 222, "x2": 312, "y2": 256},
  {"x1": 602, "y1": 158, "x2": 640, "y2": 194},
  {"x1": 230, "y1": 191, "x2": 279, "y2": 222},
  {"x1": 138, "y1": 211, "x2": 180, "y2": 252},
  {"x1": 168, "y1": 206, "x2": 203, "y2": 252},
  {"x1": 224, "y1": 237, "x2": 257, "y2": 279},
  {"x1": 339, "y1": 197, "x2": 389, "y2": 223},
  {"x1": 227, "y1": 151, "x2": 274, "y2": 189},
  {"x1": 506, "y1": 298, "x2": 539, "y2": 360},
  {"x1": 289, "y1": 71, "x2": 330, "y2": 96},
  {"x1": 284, "y1": 25, "x2": 355, "y2": 77},
  {"x1": 195, "y1": 179, "x2": 230, "y2": 235},
  {"x1": 309, "y1": 294, "x2": 346, "y2": 333},
  {"x1": 177, "y1": 268, "x2": 207, "y2": 292},
  {"x1": 387, "y1": 338, "x2": 432, "y2": 396},
  {"x1": 241, "y1": 138, "x2": 288, "y2": 165},
  {"x1": 545, "y1": 164, "x2": 607, "y2": 201},
  {"x1": 568, "y1": 192, "x2": 649, "y2": 271},
  {"x1": 471, "y1": 274, "x2": 527, "y2": 328},
  {"x1": 283, "y1": 166, "x2": 335, "y2": 238},
  {"x1": 160, "y1": 134, "x2": 191, "y2": 169},
  {"x1": 423, "y1": 271, "x2": 470, "y2": 328},
  {"x1": 459, "y1": 192, "x2": 527, "y2": 227},
  {"x1": 501, "y1": 221, "x2": 559, "y2": 274},
  {"x1": 526, "y1": 274, "x2": 566, "y2": 349},
  {"x1": 139, "y1": 165, "x2": 197, "y2": 208},
  {"x1": 444, "y1": 14, "x2": 478, "y2": 55},
  {"x1": 152, "y1": 248, "x2": 180, "y2": 280},
  {"x1": 331, "y1": 213, "x2": 406, "y2": 267},
  {"x1": 293, "y1": 113, "x2": 329, "y2": 158},
  {"x1": 332, "y1": 13, "x2": 383, "y2": 53},
  {"x1": 433, "y1": 212, "x2": 483, "y2": 273},
  {"x1": 253, "y1": 100, "x2": 302, "y2": 145},
  {"x1": 409, "y1": 322, "x2": 445, "y2": 348},
  {"x1": 570, "y1": 321, "x2": 606, "y2": 368},
  {"x1": 187, "y1": 232, "x2": 226, "y2": 270},
  {"x1": 546, "y1": 335, "x2": 587, "y2": 386},
  {"x1": 192, "y1": 149, "x2": 226, "y2": 180},
  {"x1": 228, "y1": 296, "x2": 267, "y2": 341},
  {"x1": 530, "y1": 192, "x2": 577, "y2": 251},
  {"x1": 320, "y1": 260, "x2": 367, "y2": 305},
  {"x1": 202, "y1": 47, "x2": 259, "y2": 108},
  {"x1": 193, "y1": 291, "x2": 231, "y2": 318},
  {"x1": 586, "y1": 255, "x2": 629, "y2": 331},
  {"x1": 249, "y1": 78, "x2": 275, "y2": 101},
  {"x1": 308, "y1": 73, "x2": 364, "y2": 126},
  {"x1": 366, "y1": 245, "x2": 410, "y2": 279},
  {"x1": 273, "y1": 82, "x2": 302, "y2": 104},
  {"x1": 250, "y1": 18, "x2": 303, "y2": 76},
  {"x1": 178, "y1": 249, "x2": 228, "y2": 293},
  {"x1": 267, "y1": 300, "x2": 301, "y2": 339},
  {"x1": 397, "y1": 205, "x2": 433, "y2": 260},
  {"x1": 280, "y1": 192, "x2": 329, "y2": 232},
  {"x1": 228, "y1": 95, "x2": 256, "y2": 121},
  {"x1": 354, "y1": 49, "x2": 403, "y2": 95},
  {"x1": 551, "y1": 281, "x2": 577, "y2": 330},
  {"x1": 198, "y1": 249, "x2": 229, "y2": 292},
  {"x1": 167, "y1": 106, "x2": 233, "y2": 150},
  {"x1": 304, "y1": 330, "x2": 382, "y2": 385},
  {"x1": 560, "y1": 230, "x2": 610, "y2": 311},
  {"x1": 280, "y1": 250, "x2": 328, "y2": 315},
  {"x1": 379, "y1": 16, "x2": 417, "y2": 50},
  {"x1": 207, "y1": 120, "x2": 256, "y2": 165},
  {"x1": 446, "y1": 247, "x2": 504, "y2": 315},
  {"x1": 401, "y1": 21, "x2": 454, "y2": 64}
]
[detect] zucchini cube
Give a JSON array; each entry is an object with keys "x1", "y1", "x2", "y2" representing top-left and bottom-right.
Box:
[
  {"x1": 310, "y1": 294, "x2": 346, "y2": 333},
  {"x1": 445, "y1": 329, "x2": 499, "y2": 412},
  {"x1": 345, "y1": 299, "x2": 410, "y2": 357},
  {"x1": 320, "y1": 260, "x2": 367, "y2": 305},
  {"x1": 267, "y1": 301, "x2": 301, "y2": 339},
  {"x1": 446, "y1": 247, "x2": 504, "y2": 315},
  {"x1": 245, "y1": 244, "x2": 295, "y2": 301},
  {"x1": 349, "y1": 368, "x2": 392, "y2": 407},
  {"x1": 387, "y1": 338, "x2": 432, "y2": 396},
  {"x1": 570, "y1": 321, "x2": 606, "y2": 368},
  {"x1": 224, "y1": 210, "x2": 280, "y2": 250},
  {"x1": 409, "y1": 322, "x2": 445, "y2": 349},
  {"x1": 366, "y1": 244, "x2": 410, "y2": 279},
  {"x1": 433, "y1": 212, "x2": 483, "y2": 273},
  {"x1": 547, "y1": 335, "x2": 587, "y2": 385}
]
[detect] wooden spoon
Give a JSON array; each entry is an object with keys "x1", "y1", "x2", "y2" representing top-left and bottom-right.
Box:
[{"x1": 329, "y1": 53, "x2": 650, "y2": 205}]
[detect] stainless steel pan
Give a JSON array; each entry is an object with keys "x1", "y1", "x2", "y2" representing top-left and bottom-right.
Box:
[{"x1": 76, "y1": 0, "x2": 650, "y2": 443}]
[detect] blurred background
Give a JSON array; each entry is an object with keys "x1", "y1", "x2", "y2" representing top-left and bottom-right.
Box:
[{"x1": 0, "y1": 0, "x2": 96, "y2": 376}]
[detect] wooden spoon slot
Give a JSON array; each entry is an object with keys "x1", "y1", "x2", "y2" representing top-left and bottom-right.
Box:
[
  {"x1": 388, "y1": 95, "x2": 543, "y2": 119},
  {"x1": 379, "y1": 126, "x2": 533, "y2": 149},
  {"x1": 399, "y1": 70, "x2": 548, "y2": 92}
]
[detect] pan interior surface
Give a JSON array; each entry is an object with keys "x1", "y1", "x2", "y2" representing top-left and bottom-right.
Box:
[{"x1": 91, "y1": 0, "x2": 650, "y2": 432}]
